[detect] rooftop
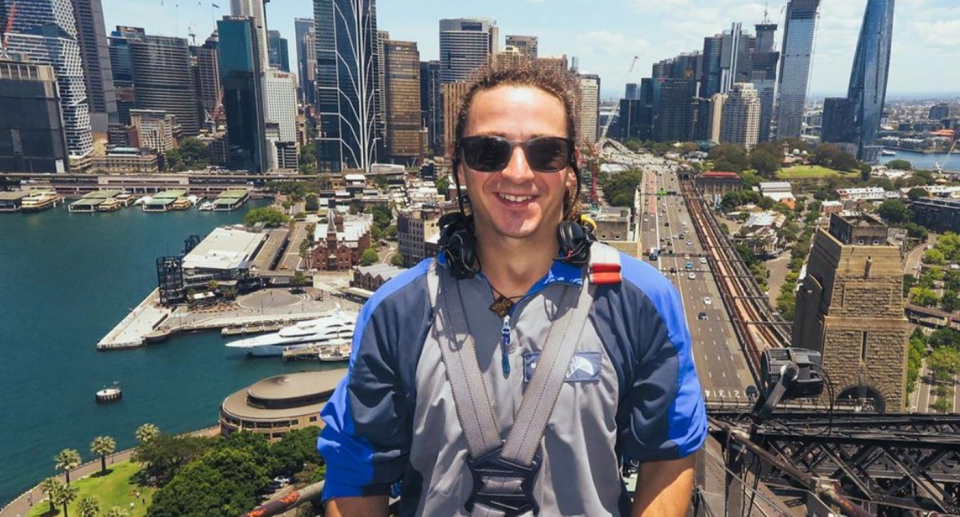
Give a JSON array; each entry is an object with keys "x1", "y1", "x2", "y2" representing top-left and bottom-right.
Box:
[
  {"x1": 222, "y1": 370, "x2": 345, "y2": 420},
  {"x1": 183, "y1": 227, "x2": 266, "y2": 271},
  {"x1": 0, "y1": 191, "x2": 30, "y2": 201}
]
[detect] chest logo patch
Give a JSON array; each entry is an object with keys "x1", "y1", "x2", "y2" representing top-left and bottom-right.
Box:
[{"x1": 523, "y1": 351, "x2": 602, "y2": 383}]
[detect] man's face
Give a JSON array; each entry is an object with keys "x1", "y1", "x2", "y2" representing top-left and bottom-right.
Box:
[{"x1": 458, "y1": 85, "x2": 576, "y2": 243}]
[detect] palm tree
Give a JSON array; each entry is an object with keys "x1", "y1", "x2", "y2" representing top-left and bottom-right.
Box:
[
  {"x1": 90, "y1": 436, "x2": 116, "y2": 474},
  {"x1": 77, "y1": 496, "x2": 101, "y2": 517},
  {"x1": 105, "y1": 507, "x2": 130, "y2": 517},
  {"x1": 136, "y1": 423, "x2": 160, "y2": 445},
  {"x1": 54, "y1": 448, "x2": 82, "y2": 485},
  {"x1": 40, "y1": 477, "x2": 63, "y2": 514},
  {"x1": 50, "y1": 482, "x2": 79, "y2": 517}
]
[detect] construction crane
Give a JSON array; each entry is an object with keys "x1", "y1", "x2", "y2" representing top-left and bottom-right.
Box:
[
  {"x1": 0, "y1": 2, "x2": 18, "y2": 58},
  {"x1": 600, "y1": 55, "x2": 641, "y2": 141}
]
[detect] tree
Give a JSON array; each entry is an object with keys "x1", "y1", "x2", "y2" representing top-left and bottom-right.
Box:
[
  {"x1": 299, "y1": 238, "x2": 312, "y2": 270},
  {"x1": 927, "y1": 347, "x2": 960, "y2": 383},
  {"x1": 911, "y1": 287, "x2": 940, "y2": 307},
  {"x1": 756, "y1": 196, "x2": 775, "y2": 210},
  {"x1": 304, "y1": 223, "x2": 317, "y2": 245},
  {"x1": 924, "y1": 248, "x2": 947, "y2": 265},
  {"x1": 708, "y1": 144, "x2": 749, "y2": 172},
  {"x1": 50, "y1": 481, "x2": 79, "y2": 517},
  {"x1": 291, "y1": 270, "x2": 308, "y2": 291},
  {"x1": 78, "y1": 496, "x2": 101, "y2": 517},
  {"x1": 40, "y1": 477, "x2": 63, "y2": 514},
  {"x1": 371, "y1": 205, "x2": 393, "y2": 229},
  {"x1": 55, "y1": 448, "x2": 82, "y2": 485},
  {"x1": 244, "y1": 207, "x2": 290, "y2": 228},
  {"x1": 907, "y1": 187, "x2": 929, "y2": 201},
  {"x1": 304, "y1": 193, "x2": 319, "y2": 212},
  {"x1": 611, "y1": 192, "x2": 634, "y2": 207},
  {"x1": 391, "y1": 252, "x2": 405, "y2": 267},
  {"x1": 750, "y1": 149, "x2": 781, "y2": 178},
  {"x1": 133, "y1": 434, "x2": 213, "y2": 487},
  {"x1": 147, "y1": 448, "x2": 269, "y2": 517},
  {"x1": 860, "y1": 164, "x2": 872, "y2": 182},
  {"x1": 436, "y1": 176, "x2": 451, "y2": 195},
  {"x1": 942, "y1": 290, "x2": 960, "y2": 313},
  {"x1": 360, "y1": 248, "x2": 379, "y2": 266},
  {"x1": 930, "y1": 327, "x2": 960, "y2": 350},
  {"x1": 164, "y1": 148, "x2": 183, "y2": 171},
  {"x1": 888, "y1": 159, "x2": 913, "y2": 170},
  {"x1": 90, "y1": 436, "x2": 116, "y2": 474},
  {"x1": 271, "y1": 427, "x2": 323, "y2": 477},
  {"x1": 878, "y1": 199, "x2": 909, "y2": 224},
  {"x1": 179, "y1": 137, "x2": 211, "y2": 170},
  {"x1": 136, "y1": 423, "x2": 160, "y2": 445},
  {"x1": 106, "y1": 507, "x2": 131, "y2": 517}
]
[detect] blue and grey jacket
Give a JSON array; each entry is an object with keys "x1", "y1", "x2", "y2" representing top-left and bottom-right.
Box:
[{"x1": 318, "y1": 252, "x2": 707, "y2": 516}]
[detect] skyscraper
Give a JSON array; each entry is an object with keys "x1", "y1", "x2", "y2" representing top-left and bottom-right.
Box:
[
  {"x1": 847, "y1": 0, "x2": 895, "y2": 161},
  {"x1": 2, "y1": 0, "x2": 93, "y2": 157},
  {"x1": 420, "y1": 60, "x2": 442, "y2": 155},
  {"x1": 721, "y1": 83, "x2": 761, "y2": 149},
  {"x1": 505, "y1": 35, "x2": 537, "y2": 58},
  {"x1": 0, "y1": 59, "x2": 70, "y2": 172},
  {"x1": 751, "y1": 21, "x2": 779, "y2": 142},
  {"x1": 230, "y1": 0, "x2": 269, "y2": 72},
  {"x1": 384, "y1": 40, "x2": 422, "y2": 163},
  {"x1": 107, "y1": 26, "x2": 143, "y2": 125},
  {"x1": 70, "y1": 0, "x2": 117, "y2": 134},
  {"x1": 776, "y1": 0, "x2": 820, "y2": 140},
  {"x1": 264, "y1": 69, "x2": 298, "y2": 170},
  {"x1": 720, "y1": 23, "x2": 751, "y2": 94},
  {"x1": 579, "y1": 74, "x2": 600, "y2": 144},
  {"x1": 655, "y1": 78, "x2": 697, "y2": 142},
  {"x1": 195, "y1": 32, "x2": 221, "y2": 130},
  {"x1": 218, "y1": 16, "x2": 268, "y2": 172},
  {"x1": 700, "y1": 34, "x2": 723, "y2": 98},
  {"x1": 314, "y1": 0, "x2": 380, "y2": 171},
  {"x1": 439, "y1": 18, "x2": 497, "y2": 84},
  {"x1": 821, "y1": 97, "x2": 855, "y2": 144},
  {"x1": 129, "y1": 35, "x2": 200, "y2": 136},
  {"x1": 707, "y1": 93, "x2": 727, "y2": 143},
  {"x1": 294, "y1": 18, "x2": 317, "y2": 106},
  {"x1": 267, "y1": 30, "x2": 290, "y2": 72}
]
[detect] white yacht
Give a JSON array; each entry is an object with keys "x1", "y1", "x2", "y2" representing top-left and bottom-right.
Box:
[{"x1": 226, "y1": 309, "x2": 357, "y2": 357}]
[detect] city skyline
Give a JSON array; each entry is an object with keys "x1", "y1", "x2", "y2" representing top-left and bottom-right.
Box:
[{"x1": 96, "y1": 0, "x2": 959, "y2": 98}]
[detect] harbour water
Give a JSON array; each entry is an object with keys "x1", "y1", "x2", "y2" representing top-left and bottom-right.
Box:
[
  {"x1": 0, "y1": 202, "x2": 340, "y2": 504},
  {"x1": 879, "y1": 151, "x2": 959, "y2": 172}
]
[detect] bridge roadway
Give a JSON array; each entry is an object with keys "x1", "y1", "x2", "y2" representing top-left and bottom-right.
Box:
[{"x1": 634, "y1": 160, "x2": 753, "y2": 401}]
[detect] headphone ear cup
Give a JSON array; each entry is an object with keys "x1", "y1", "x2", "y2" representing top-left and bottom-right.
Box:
[{"x1": 557, "y1": 221, "x2": 584, "y2": 258}]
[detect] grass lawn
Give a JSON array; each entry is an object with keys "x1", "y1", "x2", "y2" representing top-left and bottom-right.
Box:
[
  {"x1": 777, "y1": 165, "x2": 852, "y2": 179},
  {"x1": 27, "y1": 461, "x2": 155, "y2": 517}
]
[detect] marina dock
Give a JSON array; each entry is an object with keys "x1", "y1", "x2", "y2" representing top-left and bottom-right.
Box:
[
  {"x1": 68, "y1": 190, "x2": 129, "y2": 213},
  {"x1": 212, "y1": 189, "x2": 250, "y2": 211},
  {"x1": 142, "y1": 190, "x2": 191, "y2": 212}
]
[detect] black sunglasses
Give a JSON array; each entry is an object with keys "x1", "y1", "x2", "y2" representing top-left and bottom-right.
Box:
[{"x1": 459, "y1": 135, "x2": 575, "y2": 173}]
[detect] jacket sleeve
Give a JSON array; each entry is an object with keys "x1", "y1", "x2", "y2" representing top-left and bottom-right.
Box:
[
  {"x1": 620, "y1": 259, "x2": 707, "y2": 463},
  {"x1": 318, "y1": 262, "x2": 431, "y2": 499}
]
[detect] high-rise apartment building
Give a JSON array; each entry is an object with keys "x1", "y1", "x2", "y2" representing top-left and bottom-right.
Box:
[
  {"x1": 383, "y1": 40, "x2": 422, "y2": 163},
  {"x1": 751, "y1": 21, "x2": 779, "y2": 142},
  {"x1": 776, "y1": 0, "x2": 820, "y2": 140},
  {"x1": 129, "y1": 35, "x2": 200, "y2": 136},
  {"x1": 0, "y1": 59, "x2": 70, "y2": 172},
  {"x1": 230, "y1": 0, "x2": 269, "y2": 72},
  {"x1": 375, "y1": 29, "x2": 389, "y2": 159},
  {"x1": 579, "y1": 74, "x2": 600, "y2": 144},
  {"x1": 439, "y1": 18, "x2": 498, "y2": 84},
  {"x1": 2, "y1": 0, "x2": 93, "y2": 157},
  {"x1": 929, "y1": 103, "x2": 951, "y2": 121},
  {"x1": 847, "y1": 0, "x2": 895, "y2": 161},
  {"x1": 720, "y1": 83, "x2": 761, "y2": 149},
  {"x1": 267, "y1": 30, "x2": 290, "y2": 72},
  {"x1": 218, "y1": 16, "x2": 268, "y2": 173},
  {"x1": 314, "y1": 0, "x2": 380, "y2": 171},
  {"x1": 130, "y1": 109, "x2": 178, "y2": 153},
  {"x1": 420, "y1": 60, "x2": 442, "y2": 155},
  {"x1": 294, "y1": 18, "x2": 317, "y2": 106},
  {"x1": 707, "y1": 93, "x2": 727, "y2": 143},
  {"x1": 263, "y1": 69, "x2": 298, "y2": 144},
  {"x1": 442, "y1": 81, "x2": 470, "y2": 157},
  {"x1": 70, "y1": 0, "x2": 117, "y2": 134},
  {"x1": 195, "y1": 33, "x2": 221, "y2": 130},
  {"x1": 505, "y1": 35, "x2": 537, "y2": 58},
  {"x1": 654, "y1": 78, "x2": 697, "y2": 142}
]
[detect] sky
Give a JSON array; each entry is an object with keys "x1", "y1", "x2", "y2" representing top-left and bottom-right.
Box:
[{"x1": 100, "y1": 0, "x2": 960, "y2": 99}]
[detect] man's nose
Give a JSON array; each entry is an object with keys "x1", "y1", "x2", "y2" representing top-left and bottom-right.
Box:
[{"x1": 501, "y1": 146, "x2": 535, "y2": 182}]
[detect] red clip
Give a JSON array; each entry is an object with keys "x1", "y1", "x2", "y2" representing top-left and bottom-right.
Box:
[{"x1": 590, "y1": 263, "x2": 621, "y2": 285}]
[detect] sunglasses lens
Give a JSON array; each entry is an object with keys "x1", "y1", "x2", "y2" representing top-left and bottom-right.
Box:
[
  {"x1": 525, "y1": 137, "x2": 571, "y2": 172},
  {"x1": 462, "y1": 137, "x2": 512, "y2": 172}
]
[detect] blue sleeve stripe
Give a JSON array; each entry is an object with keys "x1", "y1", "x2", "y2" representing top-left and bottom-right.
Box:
[
  {"x1": 620, "y1": 254, "x2": 707, "y2": 458},
  {"x1": 318, "y1": 259, "x2": 432, "y2": 499}
]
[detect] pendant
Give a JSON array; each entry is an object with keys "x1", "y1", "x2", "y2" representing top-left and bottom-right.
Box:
[{"x1": 490, "y1": 296, "x2": 514, "y2": 318}]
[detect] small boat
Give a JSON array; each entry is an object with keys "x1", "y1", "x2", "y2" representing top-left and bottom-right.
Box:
[
  {"x1": 880, "y1": 149, "x2": 896, "y2": 157},
  {"x1": 95, "y1": 382, "x2": 123, "y2": 403},
  {"x1": 198, "y1": 201, "x2": 215, "y2": 211},
  {"x1": 318, "y1": 340, "x2": 351, "y2": 363}
]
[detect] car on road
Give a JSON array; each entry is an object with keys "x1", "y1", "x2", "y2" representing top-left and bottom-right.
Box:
[
  {"x1": 664, "y1": 221, "x2": 670, "y2": 227},
  {"x1": 703, "y1": 296, "x2": 712, "y2": 305},
  {"x1": 686, "y1": 241, "x2": 693, "y2": 247},
  {"x1": 669, "y1": 267, "x2": 677, "y2": 273},
  {"x1": 685, "y1": 261, "x2": 693, "y2": 269},
  {"x1": 697, "y1": 311, "x2": 708, "y2": 320},
  {"x1": 700, "y1": 257, "x2": 707, "y2": 265},
  {"x1": 688, "y1": 272, "x2": 697, "y2": 280}
]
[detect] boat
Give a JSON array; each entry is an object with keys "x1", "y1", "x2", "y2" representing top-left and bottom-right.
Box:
[
  {"x1": 226, "y1": 309, "x2": 357, "y2": 357},
  {"x1": 881, "y1": 149, "x2": 896, "y2": 157},
  {"x1": 95, "y1": 382, "x2": 123, "y2": 403},
  {"x1": 198, "y1": 201, "x2": 215, "y2": 211},
  {"x1": 21, "y1": 189, "x2": 62, "y2": 212}
]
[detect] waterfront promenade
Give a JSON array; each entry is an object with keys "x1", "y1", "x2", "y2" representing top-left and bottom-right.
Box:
[{"x1": 0, "y1": 428, "x2": 218, "y2": 517}]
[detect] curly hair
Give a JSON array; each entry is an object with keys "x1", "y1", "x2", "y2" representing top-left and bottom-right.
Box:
[{"x1": 450, "y1": 57, "x2": 583, "y2": 220}]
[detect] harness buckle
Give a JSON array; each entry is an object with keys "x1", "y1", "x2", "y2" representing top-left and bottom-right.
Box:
[{"x1": 465, "y1": 447, "x2": 542, "y2": 517}]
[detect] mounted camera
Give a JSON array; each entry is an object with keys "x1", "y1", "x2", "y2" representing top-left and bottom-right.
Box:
[{"x1": 753, "y1": 347, "x2": 825, "y2": 420}]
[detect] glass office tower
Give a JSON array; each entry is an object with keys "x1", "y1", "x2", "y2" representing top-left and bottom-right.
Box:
[
  {"x1": 775, "y1": 0, "x2": 820, "y2": 140},
  {"x1": 847, "y1": 0, "x2": 895, "y2": 161}
]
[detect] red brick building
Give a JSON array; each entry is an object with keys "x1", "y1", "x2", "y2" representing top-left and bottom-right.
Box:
[{"x1": 311, "y1": 210, "x2": 373, "y2": 271}]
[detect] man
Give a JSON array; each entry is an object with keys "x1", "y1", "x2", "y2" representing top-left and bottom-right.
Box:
[{"x1": 319, "y1": 60, "x2": 706, "y2": 516}]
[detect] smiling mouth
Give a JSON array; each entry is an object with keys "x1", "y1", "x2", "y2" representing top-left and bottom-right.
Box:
[{"x1": 498, "y1": 193, "x2": 536, "y2": 203}]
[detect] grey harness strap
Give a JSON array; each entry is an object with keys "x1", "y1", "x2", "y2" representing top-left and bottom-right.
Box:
[{"x1": 426, "y1": 258, "x2": 599, "y2": 516}]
